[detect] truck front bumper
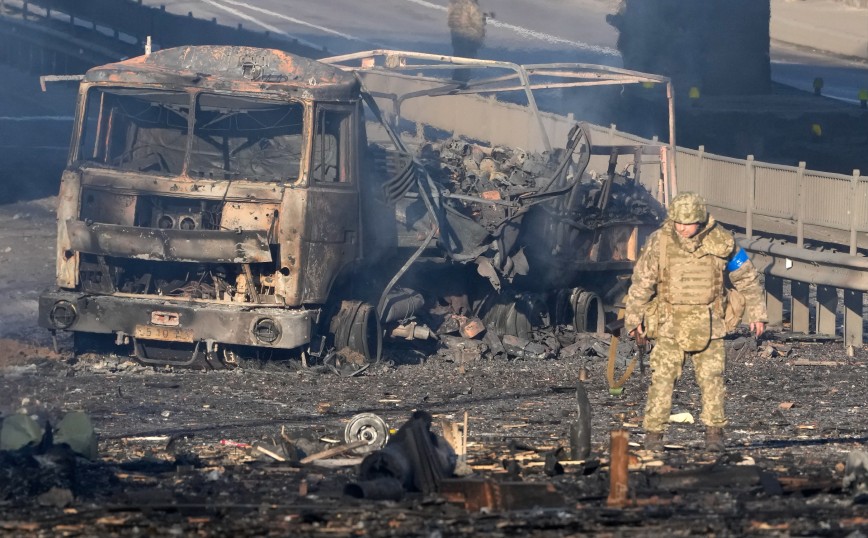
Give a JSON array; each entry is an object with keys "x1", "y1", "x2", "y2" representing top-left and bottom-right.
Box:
[{"x1": 38, "y1": 289, "x2": 316, "y2": 350}]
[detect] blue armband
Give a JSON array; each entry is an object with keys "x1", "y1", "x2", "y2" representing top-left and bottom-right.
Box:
[{"x1": 726, "y1": 247, "x2": 749, "y2": 272}]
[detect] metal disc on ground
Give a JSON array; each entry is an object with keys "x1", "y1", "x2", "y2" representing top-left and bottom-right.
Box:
[{"x1": 343, "y1": 413, "x2": 389, "y2": 455}]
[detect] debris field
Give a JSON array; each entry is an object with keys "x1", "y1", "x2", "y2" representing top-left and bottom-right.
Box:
[{"x1": 1, "y1": 324, "x2": 866, "y2": 536}]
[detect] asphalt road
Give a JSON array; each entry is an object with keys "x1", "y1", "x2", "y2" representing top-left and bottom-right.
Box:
[
  {"x1": 145, "y1": 0, "x2": 867, "y2": 105},
  {"x1": 141, "y1": 0, "x2": 622, "y2": 65},
  {"x1": 771, "y1": 42, "x2": 868, "y2": 104}
]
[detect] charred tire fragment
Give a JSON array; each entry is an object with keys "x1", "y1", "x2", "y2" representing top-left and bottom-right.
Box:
[
  {"x1": 571, "y1": 289, "x2": 605, "y2": 333},
  {"x1": 553, "y1": 288, "x2": 606, "y2": 333},
  {"x1": 329, "y1": 300, "x2": 382, "y2": 364},
  {"x1": 482, "y1": 294, "x2": 547, "y2": 339}
]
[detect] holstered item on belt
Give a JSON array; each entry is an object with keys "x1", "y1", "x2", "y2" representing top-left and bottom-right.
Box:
[{"x1": 671, "y1": 304, "x2": 712, "y2": 352}]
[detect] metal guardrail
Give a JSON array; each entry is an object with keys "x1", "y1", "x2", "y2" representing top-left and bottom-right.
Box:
[
  {"x1": 676, "y1": 147, "x2": 866, "y2": 254},
  {"x1": 586, "y1": 123, "x2": 867, "y2": 349},
  {"x1": 588, "y1": 124, "x2": 867, "y2": 253}
]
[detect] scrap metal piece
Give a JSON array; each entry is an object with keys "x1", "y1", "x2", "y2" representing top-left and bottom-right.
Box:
[
  {"x1": 65, "y1": 220, "x2": 272, "y2": 264},
  {"x1": 344, "y1": 413, "x2": 390, "y2": 456},
  {"x1": 570, "y1": 381, "x2": 592, "y2": 460}
]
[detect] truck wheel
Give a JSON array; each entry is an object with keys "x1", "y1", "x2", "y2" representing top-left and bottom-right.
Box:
[
  {"x1": 571, "y1": 289, "x2": 605, "y2": 333},
  {"x1": 330, "y1": 300, "x2": 382, "y2": 364},
  {"x1": 552, "y1": 288, "x2": 606, "y2": 333}
]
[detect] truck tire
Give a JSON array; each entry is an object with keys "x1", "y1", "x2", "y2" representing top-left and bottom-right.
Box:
[{"x1": 330, "y1": 300, "x2": 382, "y2": 364}]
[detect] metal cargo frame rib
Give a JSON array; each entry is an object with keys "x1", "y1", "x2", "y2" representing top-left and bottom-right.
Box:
[{"x1": 321, "y1": 49, "x2": 678, "y2": 206}]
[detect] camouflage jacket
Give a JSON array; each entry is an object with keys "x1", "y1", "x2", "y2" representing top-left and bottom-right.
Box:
[
  {"x1": 625, "y1": 217, "x2": 768, "y2": 348},
  {"x1": 448, "y1": 0, "x2": 486, "y2": 42}
]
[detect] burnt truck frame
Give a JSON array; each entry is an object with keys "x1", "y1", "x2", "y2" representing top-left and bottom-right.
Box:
[{"x1": 38, "y1": 46, "x2": 675, "y2": 367}]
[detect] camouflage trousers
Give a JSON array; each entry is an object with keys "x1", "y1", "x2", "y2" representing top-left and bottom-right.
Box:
[{"x1": 643, "y1": 337, "x2": 726, "y2": 433}]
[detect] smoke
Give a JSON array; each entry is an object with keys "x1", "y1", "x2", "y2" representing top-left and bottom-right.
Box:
[{"x1": 607, "y1": 0, "x2": 771, "y2": 96}]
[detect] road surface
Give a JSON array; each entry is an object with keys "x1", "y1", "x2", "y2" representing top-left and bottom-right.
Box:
[{"x1": 146, "y1": 0, "x2": 867, "y2": 105}]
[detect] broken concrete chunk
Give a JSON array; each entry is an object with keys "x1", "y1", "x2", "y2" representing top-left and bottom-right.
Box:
[
  {"x1": 669, "y1": 412, "x2": 695, "y2": 424},
  {"x1": 843, "y1": 451, "x2": 868, "y2": 493},
  {"x1": 37, "y1": 486, "x2": 74, "y2": 508},
  {"x1": 438, "y1": 335, "x2": 489, "y2": 361},
  {"x1": 501, "y1": 334, "x2": 552, "y2": 360}
]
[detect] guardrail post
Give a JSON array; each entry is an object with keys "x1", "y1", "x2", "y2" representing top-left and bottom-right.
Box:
[
  {"x1": 697, "y1": 145, "x2": 706, "y2": 199},
  {"x1": 843, "y1": 289, "x2": 864, "y2": 350},
  {"x1": 850, "y1": 169, "x2": 861, "y2": 256},
  {"x1": 791, "y1": 280, "x2": 810, "y2": 334},
  {"x1": 765, "y1": 275, "x2": 784, "y2": 327},
  {"x1": 745, "y1": 155, "x2": 755, "y2": 240},
  {"x1": 796, "y1": 161, "x2": 806, "y2": 248},
  {"x1": 815, "y1": 285, "x2": 837, "y2": 336}
]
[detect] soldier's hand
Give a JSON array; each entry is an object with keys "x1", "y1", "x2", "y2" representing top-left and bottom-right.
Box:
[
  {"x1": 750, "y1": 321, "x2": 765, "y2": 338},
  {"x1": 629, "y1": 325, "x2": 647, "y2": 346}
]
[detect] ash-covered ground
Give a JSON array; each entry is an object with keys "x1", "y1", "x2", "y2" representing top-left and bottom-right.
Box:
[{"x1": 1, "y1": 197, "x2": 867, "y2": 536}]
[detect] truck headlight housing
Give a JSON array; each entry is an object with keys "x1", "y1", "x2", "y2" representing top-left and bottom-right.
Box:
[
  {"x1": 49, "y1": 301, "x2": 77, "y2": 329},
  {"x1": 253, "y1": 318, "x2": 280, "y2": 344}
]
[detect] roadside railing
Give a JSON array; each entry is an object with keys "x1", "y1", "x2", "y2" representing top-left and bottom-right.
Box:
[{"x1": 586, "y1": 123, "x2": 866, "y2": 350}]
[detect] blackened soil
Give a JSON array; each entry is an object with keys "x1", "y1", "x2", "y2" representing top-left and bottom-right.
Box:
[
  {"x1": 0, "y1": 335, "x2": 866, "y2": 536},
  {"x1": 0, "y1": 199, "x2": 867, "y2": 536}
]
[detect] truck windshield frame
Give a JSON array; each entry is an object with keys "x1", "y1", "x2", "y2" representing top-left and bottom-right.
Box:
[{"x1": 75, "y1": 86, "x2": 306, "y2": 183}]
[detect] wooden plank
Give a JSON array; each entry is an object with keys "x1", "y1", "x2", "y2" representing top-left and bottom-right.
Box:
[
  {"x1": 627, "y1": 225, "x2": 639, "y2": 261},
  {"x1": 607, "y1": 430, "x2": 629, "y2": 507}
]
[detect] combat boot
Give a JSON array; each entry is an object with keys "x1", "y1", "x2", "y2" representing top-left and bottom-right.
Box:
[
  {"x1": 644, "y1": 431, "x2": 664, "y2": 452},
  {"x1": 705, "y1": 427, "x2": 725, "y2": 452}
]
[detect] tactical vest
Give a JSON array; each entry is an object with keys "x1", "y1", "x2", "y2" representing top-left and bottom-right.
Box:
[{"x1": 658, "y1": 227, "x2": 725, "y2": 307}]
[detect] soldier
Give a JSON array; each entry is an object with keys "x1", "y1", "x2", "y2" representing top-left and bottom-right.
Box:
[
  {"x1": 447, "y1": 0, "x2": 486, "y2": 82},
  {"x1": 625, "y1": 192, "x2": 767, "y2": 452}
]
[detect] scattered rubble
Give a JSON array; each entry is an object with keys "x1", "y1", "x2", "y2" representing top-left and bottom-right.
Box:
[{"x1": 0, "y1": 331, "x2": 865, "y2": 534}]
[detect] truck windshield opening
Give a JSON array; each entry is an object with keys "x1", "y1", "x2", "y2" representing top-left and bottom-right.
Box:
[{"x1": 77, "y1": 88, "x2": 305, "y2": 183}]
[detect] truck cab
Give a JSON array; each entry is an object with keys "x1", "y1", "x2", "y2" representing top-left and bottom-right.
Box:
[{"x1": 38, "y1": 46, "x2": 368, "y2": 365}]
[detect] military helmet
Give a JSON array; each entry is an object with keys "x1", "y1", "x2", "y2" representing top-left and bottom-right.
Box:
[{"x1": 668, "y1": 192, "x2": 707, "y2": 224}]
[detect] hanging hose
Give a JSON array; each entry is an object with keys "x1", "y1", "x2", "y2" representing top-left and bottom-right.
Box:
[{"x1": 376, "y1": 224, "x2": 438, "y2": 325}]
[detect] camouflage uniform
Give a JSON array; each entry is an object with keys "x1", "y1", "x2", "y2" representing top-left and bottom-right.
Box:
[
  {"x1": 447, "y1": 0, "x2": 486, "y2": 81},
  {"x1": 625, "y1": 193, "x2": 767, "y2": 433}
]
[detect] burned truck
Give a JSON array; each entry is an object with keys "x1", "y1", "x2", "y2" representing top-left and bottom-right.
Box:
[{"x1": 37, "y1": 46, "x2": 672, "y2": 367}]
